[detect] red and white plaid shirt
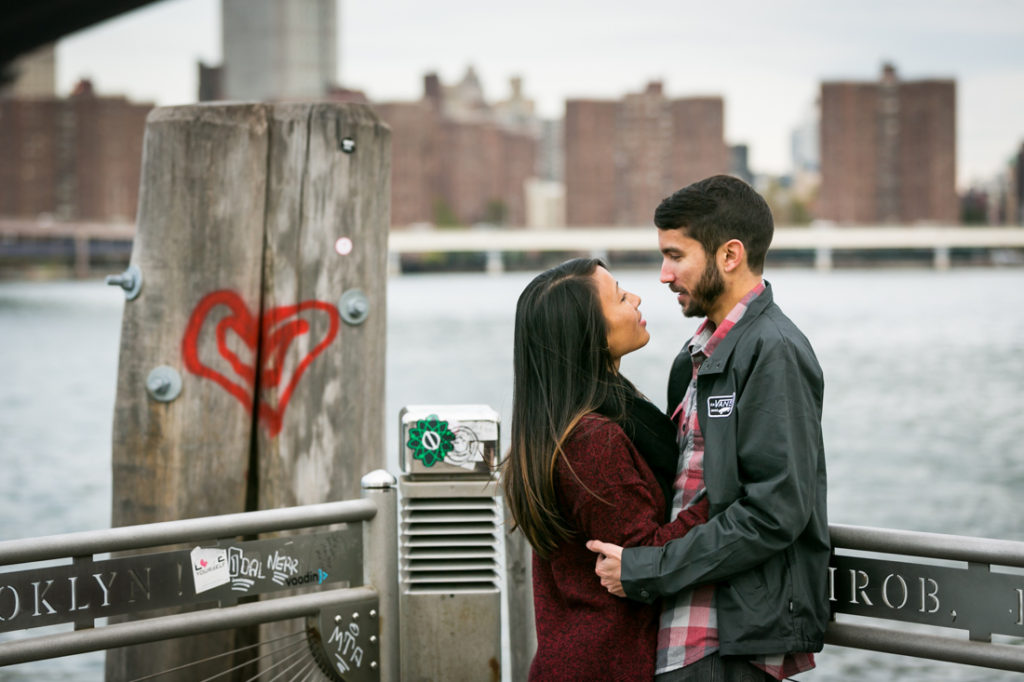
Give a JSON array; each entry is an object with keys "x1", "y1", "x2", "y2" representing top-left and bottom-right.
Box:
[{"x1": 658, "y1": 282, "x2": 814, "y2": 680}]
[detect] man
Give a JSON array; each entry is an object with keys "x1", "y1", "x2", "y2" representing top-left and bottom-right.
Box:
[{"x1": 587, "y1": 175, "x2": 829, "y2": 681}]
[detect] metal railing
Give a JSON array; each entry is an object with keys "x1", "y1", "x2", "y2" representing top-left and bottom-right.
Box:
[
  {"x1": 0, "y1": 470, "x2": 399, "y2": 681},
  {"x1": 827, "y1": 523, "x2": 1024, "y2": 673},
  {"x1": 3, "y1": 489, "x2": 1024, "y2": 677}
]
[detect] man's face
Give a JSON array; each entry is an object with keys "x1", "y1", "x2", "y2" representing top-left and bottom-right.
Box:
[{"x1": 658, "y1": 228, "x2": 724, "y2": 318}]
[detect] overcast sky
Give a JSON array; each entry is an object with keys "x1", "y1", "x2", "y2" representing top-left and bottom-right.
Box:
[{"x1": 55, "y1": 0, "x2": 1024, "y2": 189}]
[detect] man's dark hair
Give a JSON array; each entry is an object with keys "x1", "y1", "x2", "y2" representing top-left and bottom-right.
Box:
[{"x1": 654, "y1": 174, "x2": 774, "y2": 273}]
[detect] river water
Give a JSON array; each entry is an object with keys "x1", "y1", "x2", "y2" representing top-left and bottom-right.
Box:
[{"x1": 1, "y1": 266, "x2": 1023, "y2": 680}]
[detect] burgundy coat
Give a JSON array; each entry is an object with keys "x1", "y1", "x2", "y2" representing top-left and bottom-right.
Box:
[{"x1": 530, "y1": 414, "x2": 708, "y2": 681}]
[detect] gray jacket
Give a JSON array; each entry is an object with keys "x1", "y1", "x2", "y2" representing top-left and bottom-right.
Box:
[{"x1": 621, "y1": 282, "x2": 830, "y2": 656}]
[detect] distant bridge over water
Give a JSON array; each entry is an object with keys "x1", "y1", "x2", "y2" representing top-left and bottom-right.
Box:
[
  {"x1": 389, "y1": 224, "x2": 1024, "y2": 252},
  {"x1": 0, "y1": 219, "x2": 135, "y2": 277},
  {"x1": 388, "y1": 224, "x2": 1024, "y2": 271},
  {"x1": 3, "y1": 219, "x2": 1024, "y2": 276}
]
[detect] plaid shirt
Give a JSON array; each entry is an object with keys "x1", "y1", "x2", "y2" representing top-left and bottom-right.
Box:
[{"x1": 657, "y1": 282, "x2": 815, "y2": 680}]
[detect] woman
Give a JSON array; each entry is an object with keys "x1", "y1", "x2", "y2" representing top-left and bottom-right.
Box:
[{"x1": 502, "y1": 258, "x2": 707, "y2": 681}]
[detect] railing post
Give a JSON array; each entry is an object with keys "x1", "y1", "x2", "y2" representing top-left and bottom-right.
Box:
[
  {"x1": 505, "y1": 519, "x2": 536, "y2": 681},
  {"x1": 362, "y1": 469, "x2": 399, "y2": 682}
]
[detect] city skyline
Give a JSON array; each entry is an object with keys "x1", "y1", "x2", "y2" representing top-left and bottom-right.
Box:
[{"x1": 50, "y1": 0, "x2": 1024, "y2": 189}]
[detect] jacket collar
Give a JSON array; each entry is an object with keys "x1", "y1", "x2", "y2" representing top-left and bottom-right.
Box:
[{"x1": 696, "y1": 281, "x2": 773, "y2": 376}]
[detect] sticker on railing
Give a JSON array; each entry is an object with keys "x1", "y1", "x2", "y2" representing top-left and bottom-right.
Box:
[{"x1": 190, "y1": 547, "x2": 229, "y2": 593}]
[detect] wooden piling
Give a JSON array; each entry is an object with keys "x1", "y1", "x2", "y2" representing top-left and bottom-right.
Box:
[
  {"x1": 106, "y1": 102, "x2": 390, "y2": 680},
  {"x1": 256, "y1": 102, "x2": 390, "y2": 509}
]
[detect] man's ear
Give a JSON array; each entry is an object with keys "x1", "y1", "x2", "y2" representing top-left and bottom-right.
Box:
[{"x1": 719, "y1": 239, "x2": 746, "y2": 273}]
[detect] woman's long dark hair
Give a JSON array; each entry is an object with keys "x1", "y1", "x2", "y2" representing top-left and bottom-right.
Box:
[{"x1": 502, "y1": 258, "x2": 637, "y2": 557}]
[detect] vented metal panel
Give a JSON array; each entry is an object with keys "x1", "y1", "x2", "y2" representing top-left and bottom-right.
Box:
[{"x1": 401, "y1": 496, "x2": 500, "y2": 593}]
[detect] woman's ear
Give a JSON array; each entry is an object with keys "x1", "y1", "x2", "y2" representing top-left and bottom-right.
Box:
[{"x1": 719, "y1": 239, "x2": 746, "y2": 273}]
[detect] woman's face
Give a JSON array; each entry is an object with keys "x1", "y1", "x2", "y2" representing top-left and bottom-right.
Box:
[{"x1": 594, "y1": 266, "x2": 650, "y2": 366}]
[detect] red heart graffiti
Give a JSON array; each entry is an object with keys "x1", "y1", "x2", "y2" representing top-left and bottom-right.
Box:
[{"x1": 181, "y1": 290, "x2": 341, "y2": 437}]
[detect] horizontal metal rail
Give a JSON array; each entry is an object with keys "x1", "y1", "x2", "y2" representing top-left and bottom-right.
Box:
[
  {"x1": 0, "y1": 474, "x2": 399, "y2": 677},
  {"x1": 0, "y1": 498, "x2": 377, "y2": 566},
  {"x1": 826, "y1": 622, "x2": 1024, "y2": 673},
  {"x1": 828, "y1": 523, "x2": 1024, "y2": 672},
  {"x1": 0, "y1": 586, "x2": 375, "y2": 666},
  {"x1": 831, "y1": 523, "x2": 1024, "y2": 568}
]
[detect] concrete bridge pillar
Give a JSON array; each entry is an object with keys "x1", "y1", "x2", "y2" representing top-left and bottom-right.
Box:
[
  {"x1": 815, "y1": 246, "x2": 833, "y2": 271},
  {"x1": 486, "y1": 249, "x2": 504, "y2": 274}
]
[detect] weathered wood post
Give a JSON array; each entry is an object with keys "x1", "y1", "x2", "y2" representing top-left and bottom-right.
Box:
[{"x1": 106, "y1": 102, "x2": 390, "y2": 680}]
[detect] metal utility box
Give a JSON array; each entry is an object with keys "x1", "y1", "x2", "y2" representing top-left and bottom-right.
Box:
[
  {"x1": 397, "y1": 405, "x2": 502, "y2": 681},
  {"x1": 399, "y1": 405, "x2": 500, "y2": 479}
]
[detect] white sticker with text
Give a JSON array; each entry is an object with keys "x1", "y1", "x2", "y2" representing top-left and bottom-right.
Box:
[{"x1": 191, "y1": 547, "x2": 230, "y2": 593}]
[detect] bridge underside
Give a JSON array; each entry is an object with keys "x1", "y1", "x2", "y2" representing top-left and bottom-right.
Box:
[{"x1": 0, "y1": 0, "x2": 164, "y2": 81}]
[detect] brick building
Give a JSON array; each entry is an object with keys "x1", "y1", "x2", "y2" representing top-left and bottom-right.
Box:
[
  {"x1": 564, "y1": 82, "x2": 729, "y2": 226},
  {"x1": 0, "y1": 80, "x2": 152, "y2": 222},
  {"x1": 375, "y1": 70, "x2": 538, "y2": 228},
  {"x1": 818, "y1": 63, "x2": 956, "y2": 224}
]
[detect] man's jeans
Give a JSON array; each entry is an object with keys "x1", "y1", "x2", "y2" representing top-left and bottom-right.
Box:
[{"x1": 654, "y1": 652, "x2": 777, "y2": 682}]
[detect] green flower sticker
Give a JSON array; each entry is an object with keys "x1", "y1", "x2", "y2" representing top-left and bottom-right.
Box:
[{"x1": 407, "y1": 414, "x2": 456, "y2": 467}]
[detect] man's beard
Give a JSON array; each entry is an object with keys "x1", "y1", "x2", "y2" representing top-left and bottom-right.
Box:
[{"x1": 682, "y1": 258, "x2": 725, "y2": 318}]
